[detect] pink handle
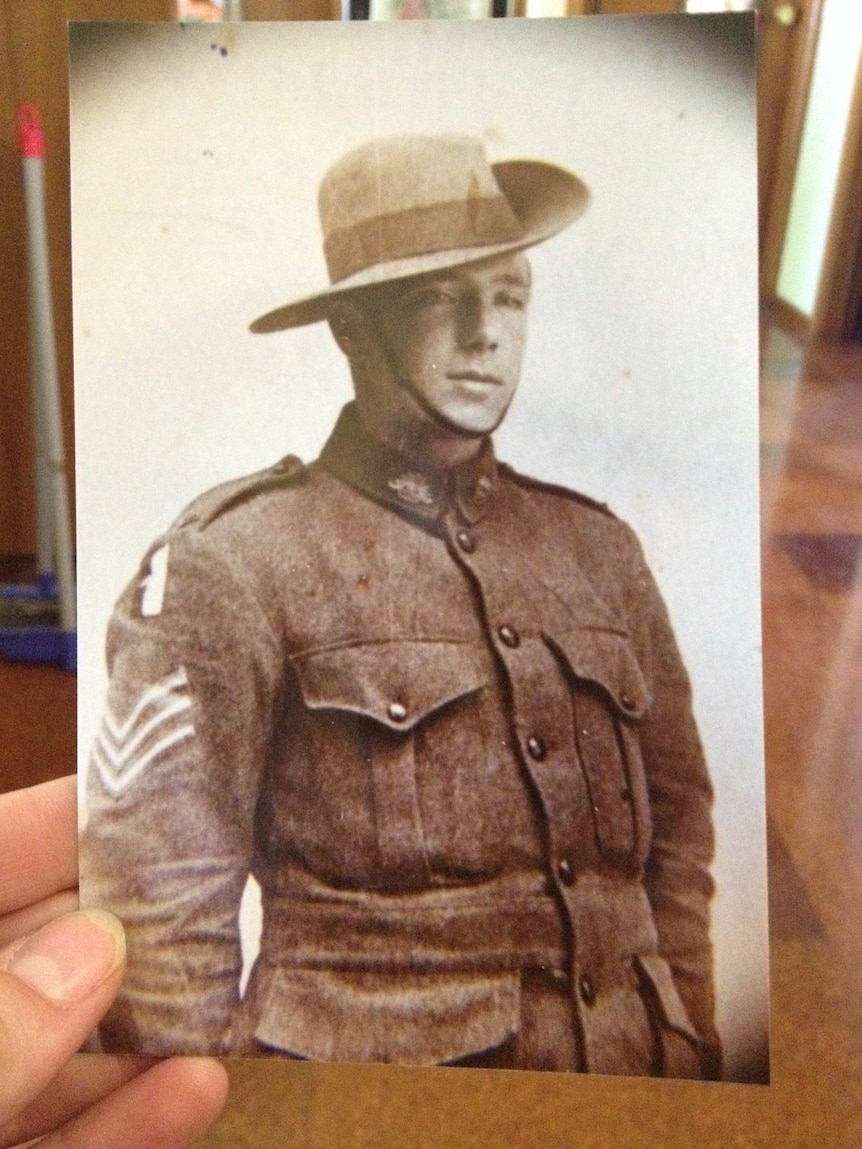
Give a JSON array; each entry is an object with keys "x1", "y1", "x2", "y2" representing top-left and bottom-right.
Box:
[{"x1": 18, "y1": 103, "x2": 46, "y2": 159}]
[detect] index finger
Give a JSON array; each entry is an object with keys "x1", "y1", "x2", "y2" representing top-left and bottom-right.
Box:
[{"x1": 0, "y1": 777, "x2": 79, "y2": 917}]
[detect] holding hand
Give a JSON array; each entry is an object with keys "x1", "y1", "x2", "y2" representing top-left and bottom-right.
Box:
[{"x1": 0, "y1": 777, "x2": 228, "y2": 1149}]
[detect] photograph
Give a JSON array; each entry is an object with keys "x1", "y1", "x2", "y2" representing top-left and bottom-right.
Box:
[{"x1": 72, "y1": 13, "x2": 767, "y2": 1082}]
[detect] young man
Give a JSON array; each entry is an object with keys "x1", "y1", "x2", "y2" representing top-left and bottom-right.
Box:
[{"x1": 81, "y1": 134, "x2": 719, "y2": 1078}]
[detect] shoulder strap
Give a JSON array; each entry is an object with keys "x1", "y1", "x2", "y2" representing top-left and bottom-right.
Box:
[
  {"x1": 172, "y1": 454, "x2": 308, "y2": 532},
  {"x1": 498, "y1": 462, "x2": 617, "y2": 519}
]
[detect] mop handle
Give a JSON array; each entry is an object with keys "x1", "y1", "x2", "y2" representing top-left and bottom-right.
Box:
[{"x1": 17, "y1": 103, "x2": 76, "y2": 633}]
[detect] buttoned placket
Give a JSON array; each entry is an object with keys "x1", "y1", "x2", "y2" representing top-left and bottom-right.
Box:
[
  {"x1": 438, "y1": 490, "x2": 614, "y2": 1061},
  {"x1": 319, "y1": 405, "x2": 625, "y2": 1064}
]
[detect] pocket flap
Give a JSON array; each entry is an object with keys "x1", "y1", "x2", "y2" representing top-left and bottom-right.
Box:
[
  {"x1": 293, "y1": 640, "x2": 488, "y2": 731},
  {"x1": 634, "y1": 953, "x2": 702, "y2": 1044},
  {"x1": 545, "y1": 626, "x2": 651, "y2": 718}
]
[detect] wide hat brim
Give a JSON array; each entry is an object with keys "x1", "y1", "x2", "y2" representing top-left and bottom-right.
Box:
[{"x1": 249, "y1": 159, "x2": 589, "y2": 334}]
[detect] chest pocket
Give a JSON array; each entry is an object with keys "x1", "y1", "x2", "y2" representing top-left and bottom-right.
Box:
[
  {"x1": 545, "y1": 627, "x2": 652, "y2": 870},
  {"x1": 292, "y1": 640, "x2": 488, "y2": 888}
]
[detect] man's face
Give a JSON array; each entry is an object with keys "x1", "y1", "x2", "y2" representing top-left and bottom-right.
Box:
[{"x1": 369, "y1": 252, "x2": 531, "y2": 438}]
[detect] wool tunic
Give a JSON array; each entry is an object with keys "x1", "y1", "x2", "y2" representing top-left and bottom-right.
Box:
[{"x1": 81, "y1": 403, "x2": 719, "y2": 1077}]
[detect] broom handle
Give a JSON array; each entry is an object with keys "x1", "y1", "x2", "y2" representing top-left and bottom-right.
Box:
[{"x1": 18, "y1": 103, "x2": 76, "y2": 633}]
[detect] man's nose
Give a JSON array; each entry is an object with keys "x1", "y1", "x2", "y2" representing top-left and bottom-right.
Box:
[{"x1": 459, "y1": 297, "x2": 498, "y2": 352}]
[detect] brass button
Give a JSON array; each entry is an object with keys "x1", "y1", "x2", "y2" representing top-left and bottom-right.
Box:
[
  {"x1": 498, "y1": 624, "x2": 520, "y2": 648},
  {"x1": 578, "y1": 973, "x2": 596, "y2": 1007},
  {"x1": 456, "y1": 529, "x2": 475, "y2": 553},
  {"x1": 388, "y1": 702, "x2": 408, "y2": 723},
  {"x1": 556, "y1": 857, "x2": 574, "y2": 886},
  {"x1": 273, "y1": 453, "x2": 300, "y2": 474},
  {"x1": 548, "y1": 968, "x2": 569, "y2": 990},
  {"x1": 526, "y1": 736, "x2": 546, "y2": 761}
]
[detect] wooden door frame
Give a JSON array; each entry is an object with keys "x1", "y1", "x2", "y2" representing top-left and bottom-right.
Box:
[
  {"x1": 761, "y1": 0, "x2": 862, "y2": 341},
  {"x1": 759, "y1": 0, "x2": 824, "y2": 336},
  {"x1": 812, "y1": 51, "x2": 862, "y2": 338}
]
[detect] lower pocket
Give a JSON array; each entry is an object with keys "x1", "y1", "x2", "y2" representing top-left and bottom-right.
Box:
[{"x1": 248, "y1": 963, "x2": 521, "y2": 1065}]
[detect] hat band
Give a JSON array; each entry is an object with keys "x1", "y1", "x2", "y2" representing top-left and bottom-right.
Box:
[{"x1": 324, "y1": 194, "x2": 525, "y2": 284}]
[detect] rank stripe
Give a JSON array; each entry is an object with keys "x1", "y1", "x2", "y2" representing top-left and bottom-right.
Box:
[
  {"x1": 97, "y1": 693, "x2": 193, "y2": 765},
  {"x1": 101, "y1": 668, "x2": 189, "y2": 742},
  {"x1": 91, "y1": 667, "x2": 196, "y2": 797},
  {"x1": 92, "y1": 723, "x2": 195, "y2": 796}
]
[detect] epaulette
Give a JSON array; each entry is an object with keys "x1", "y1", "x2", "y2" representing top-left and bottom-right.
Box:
[
  {"x1": 171, "y1": 454, "x2": 308, "y2": 532},
  {"x1": 498, "y1": 462, "x2": 617, "y2": 519}
]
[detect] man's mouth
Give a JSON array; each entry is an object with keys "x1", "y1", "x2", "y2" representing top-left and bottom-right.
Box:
[{"x1": 447, "y1": 371, "x2": 502, "y2": 386}]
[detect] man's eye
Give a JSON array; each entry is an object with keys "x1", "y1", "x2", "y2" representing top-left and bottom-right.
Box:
[
  {"x1": 407, "y1": 288, "x2": 456, "y2": 309},
  {"x1": 497, "y1": 291, "x2": 527, "y2": 310}
]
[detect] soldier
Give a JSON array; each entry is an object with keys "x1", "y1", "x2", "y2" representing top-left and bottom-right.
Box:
[{"x1": 81, "y1": 133, "x2": 720, "y2": 1078}]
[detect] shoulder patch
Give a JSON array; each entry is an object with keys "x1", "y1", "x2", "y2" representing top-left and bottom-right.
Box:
[
  {"x1": 139, "y1": 543, "x2": 170, "y2": 617},
  {"x1": 172, "y1": 454, "x2": 307, "y2": 532},
  {"x1": 498, "y1": 463, "x2": 617, "y2": 519}
]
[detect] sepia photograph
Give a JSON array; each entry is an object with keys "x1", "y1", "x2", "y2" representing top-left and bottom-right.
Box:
[{"x1": 72, "y1": 13, "x2": 767, "y2": 1082}]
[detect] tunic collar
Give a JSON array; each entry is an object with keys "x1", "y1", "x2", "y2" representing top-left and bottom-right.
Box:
[{"x1": 319, "y1": 403, "x2": 498, "y2": 529}]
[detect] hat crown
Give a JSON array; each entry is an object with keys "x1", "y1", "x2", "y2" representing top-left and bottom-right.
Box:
[
  {"x1": 249, "y1": 133, "x2": 590, "y2": 333},
  {"x1": 318, "y1": 134, "x2": 524, "y2": 284},
  {"x1": 320, "y1": 135, "x2": 509, "y2": 230}
]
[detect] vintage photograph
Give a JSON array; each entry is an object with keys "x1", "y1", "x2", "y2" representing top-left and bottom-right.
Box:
[{"x1": 72, "y1": 14, "x2": 767, "y2": 1081}]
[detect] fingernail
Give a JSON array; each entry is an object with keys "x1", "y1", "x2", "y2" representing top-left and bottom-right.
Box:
[{"x1": 6, "y1": 910, "x2": 125, "y2": 1005}]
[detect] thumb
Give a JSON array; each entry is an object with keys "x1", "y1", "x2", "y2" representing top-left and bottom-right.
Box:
[{"x1": 0, "y1": 910, "x2": 126, "y2": 1124}]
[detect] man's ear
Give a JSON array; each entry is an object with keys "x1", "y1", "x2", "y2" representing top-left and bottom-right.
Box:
[{"x1": 327, "y1": 299, "x2": 372, "y2": 359}]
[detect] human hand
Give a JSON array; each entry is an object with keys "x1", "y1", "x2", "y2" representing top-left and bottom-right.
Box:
[{"x1": 0, "y1": 776, "x2": 228, "y2": 1148}]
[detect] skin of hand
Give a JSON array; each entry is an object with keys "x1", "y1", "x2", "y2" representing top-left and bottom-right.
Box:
[{"x1": 0, "y1": 776, "x2": 228, "y2": 1149}]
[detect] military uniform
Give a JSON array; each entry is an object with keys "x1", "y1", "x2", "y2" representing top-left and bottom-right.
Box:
[{"x1": 81, "y1": 402, "x2": 719, "y2": 1077}]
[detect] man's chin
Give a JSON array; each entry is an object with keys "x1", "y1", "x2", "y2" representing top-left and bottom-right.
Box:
[
  {"x1": 394, "y1": 375, "x2": 511, "y2": 441},
  {"x1": 432, "y1": 414, "x2": 502, "y2": 440},
  {"x1": 428, "y1": 396, "x2": 511, "y2": 438}
]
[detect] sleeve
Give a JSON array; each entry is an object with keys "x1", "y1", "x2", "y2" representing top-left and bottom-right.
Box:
[
  {"x1": 625, "y1": 538, "x2": 721, "y2": 1077},
  {"x1": 79, "y1": 523, "x2": 281, "y2": 1056}
]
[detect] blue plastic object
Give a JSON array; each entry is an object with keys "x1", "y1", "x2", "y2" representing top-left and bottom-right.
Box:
[{"x1": 0, "y1": 575, "x2": 75, "y2": 670}]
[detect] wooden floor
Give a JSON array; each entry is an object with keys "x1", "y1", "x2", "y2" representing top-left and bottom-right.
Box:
[{"x1": 1, "y1": 317, "x2": 861, "y2": 1145}]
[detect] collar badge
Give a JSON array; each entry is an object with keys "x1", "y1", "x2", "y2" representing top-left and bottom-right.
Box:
[{"x1": 387, "y1": 472, "x2": 436, "y2": 507}]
